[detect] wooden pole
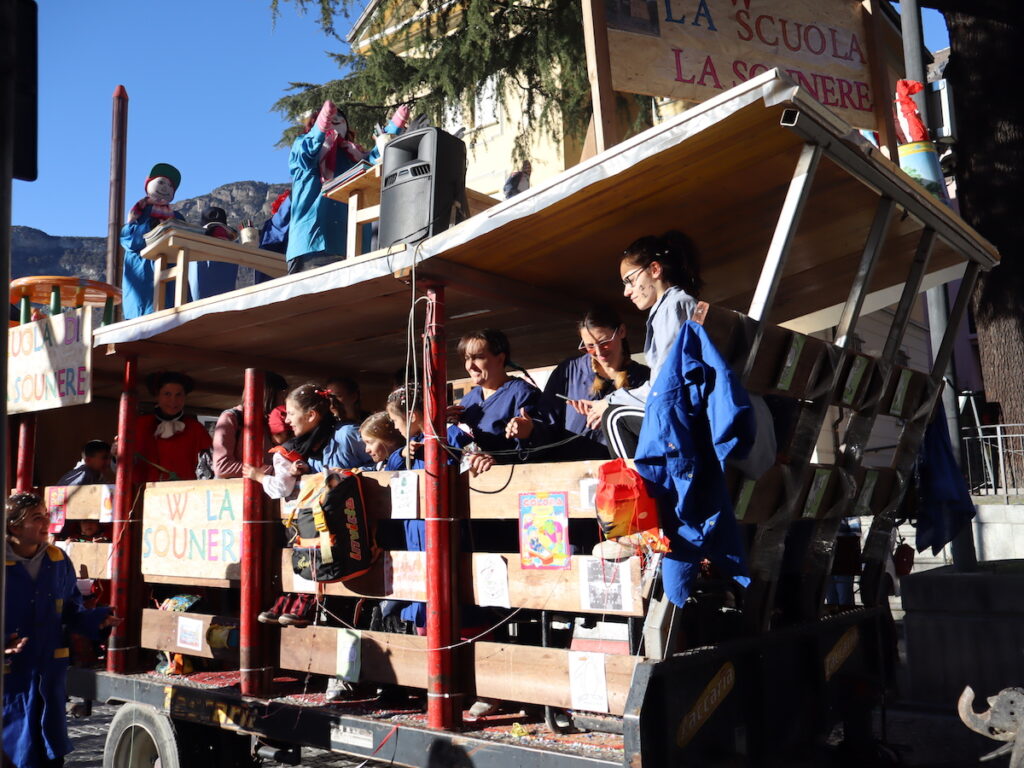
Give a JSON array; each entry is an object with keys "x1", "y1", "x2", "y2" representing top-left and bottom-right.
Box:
[
  {"x1": 581, "y1": 0, "x2": 618, "y2": 156},
  {"x1": 107, "y1": 85, "x2": 128, "y2": 290}
]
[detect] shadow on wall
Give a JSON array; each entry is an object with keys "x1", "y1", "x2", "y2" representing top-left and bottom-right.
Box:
[{"x1": 427, "y1": 740, "x2": 474, "y2": 767}]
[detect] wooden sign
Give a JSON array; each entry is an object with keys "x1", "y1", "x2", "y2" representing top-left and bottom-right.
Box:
[
  {"x1": 7, "y1": 308, "x2": 93, "y2": 414},
  {"x1": 141, "y1": 480, "x2": 243, "y2": 582},
  {"x1": 603, "y1": 0, "x2": 875, "y2": 129}
]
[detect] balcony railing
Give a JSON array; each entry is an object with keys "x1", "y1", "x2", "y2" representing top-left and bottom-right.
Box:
[{"x1": 962, "y1": 424, "x2": 1024, "y2": 496}]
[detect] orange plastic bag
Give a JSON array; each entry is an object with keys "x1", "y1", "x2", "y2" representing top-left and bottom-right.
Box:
[{"x1": 595, "y1": 459, "x2": 669, "y2": 552}]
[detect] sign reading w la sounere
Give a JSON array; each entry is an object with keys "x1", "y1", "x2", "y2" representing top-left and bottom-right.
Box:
[
  {"x1": 7, "y1": 308, "x2": 93, "y2": 414},
  {"x1": 606, "y1": 0, "x2": 874, "y2": 129}
]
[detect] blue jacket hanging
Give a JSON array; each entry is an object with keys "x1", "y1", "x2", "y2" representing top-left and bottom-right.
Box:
[
  {"x1": 633, "y1": 321, "x2": 757, "y2": 608},
  {"x1": 915, "y1": 401, "x2": 976, "y2": 555}
]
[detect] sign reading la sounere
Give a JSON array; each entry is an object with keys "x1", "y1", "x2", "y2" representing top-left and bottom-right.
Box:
[{"x1": 7, "y1": 308, "x2": 93, "y2": 414}]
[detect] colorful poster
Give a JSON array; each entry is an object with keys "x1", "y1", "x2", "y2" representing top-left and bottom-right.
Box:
[
  {"x1": 519, "y1": 492, "x2": 570, "y2": 570},
  {"x1": 46, "y1": 486, "x2": 67, "y2": 533}
]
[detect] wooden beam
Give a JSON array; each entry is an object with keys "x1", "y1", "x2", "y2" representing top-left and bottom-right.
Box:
[
  {"x1": 279, "y1": 626, "x2": 641, "y2": 715},
  {"x1": 399, "y1": 258, "x2": 591, "y2": 318},
  {"x1": 105, "y1": 341, "x2": 326, "y2": 380},
  {"x1": 581, "y1": 0, "x2": 618, "y2": 155},
  {"x1": 280, "y1": 550, "x2": 645, "y2": 616},
  {"x1": 141, "y1": 609, "x2": 240, "y2": 660}
]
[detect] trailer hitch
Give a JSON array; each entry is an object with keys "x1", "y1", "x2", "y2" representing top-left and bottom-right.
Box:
[{"x1": 958, "y1": 686, "x2": 1024, "y2": 765}]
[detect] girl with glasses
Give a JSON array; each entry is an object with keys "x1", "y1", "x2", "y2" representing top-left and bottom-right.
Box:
[
  {"x1": 541, "y1": 307, "x2": 649, "y2": 460},
  {"x1": 583, "y1": 230, "x2": 703, "y2": 458}
]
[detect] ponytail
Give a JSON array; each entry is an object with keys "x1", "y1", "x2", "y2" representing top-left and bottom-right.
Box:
[
  {"x1": 623, "y1": 230, "x2": 703, "y2": 297},
  {"x1": 286, "y1": 382, "x2": 340, "y2": 424}
]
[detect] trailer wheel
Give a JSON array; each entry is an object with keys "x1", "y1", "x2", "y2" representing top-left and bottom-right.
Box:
[{"x1": 103, "y1": 702, "x2": 186, "y2": 768}]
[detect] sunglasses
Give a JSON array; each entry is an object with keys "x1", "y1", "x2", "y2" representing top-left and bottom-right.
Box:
[{"x1": 579, "y1": 326, "x2": 620, "y2": 354}]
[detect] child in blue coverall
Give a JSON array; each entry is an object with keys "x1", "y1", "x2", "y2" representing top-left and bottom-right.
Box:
[{"x1": 3, "y1": 493, "x2": 121, "y2": 768}]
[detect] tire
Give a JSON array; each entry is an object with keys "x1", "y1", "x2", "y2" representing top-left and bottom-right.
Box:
[
  {"x1": 103, "y1": 702, "x2": 186, "y2": 768},
  {"x1": 102, "y1": 703, "x2": 258, "y2": 768}
]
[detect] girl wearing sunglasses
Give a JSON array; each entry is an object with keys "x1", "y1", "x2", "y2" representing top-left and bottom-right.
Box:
[
  {"x1": 541, "y1": 307, "x2": 649, "y2": 460},
  {"x1": 582, "y1": 230, "x2": 703, "y2": 458}
]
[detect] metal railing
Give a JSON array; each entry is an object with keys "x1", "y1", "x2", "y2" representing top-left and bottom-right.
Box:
[{"x1": 962, "y1": 424, "x2": 1024, "y2": 496}]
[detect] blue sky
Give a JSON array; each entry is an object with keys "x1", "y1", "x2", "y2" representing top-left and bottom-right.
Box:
[
  {"x1": 12, "y1": 0, "x2": 350, "y2": 236},
  {"x1": 12, "y1": 2, "x2": 951, "y2": 237}
]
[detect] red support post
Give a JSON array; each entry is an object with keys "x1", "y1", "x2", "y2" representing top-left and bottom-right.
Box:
[
  {"x1": 241, "y1": 368, "x2": 269, "y2": 696},
  {"x1": 15, "y1": 414, "x2": 36, "y2": 491},
  {"x1": 424, "y1": 285, "x2": 460, "y2": 728},
  {"x1": 108, "y1": 355, "x2": 138, "y2": 674}
]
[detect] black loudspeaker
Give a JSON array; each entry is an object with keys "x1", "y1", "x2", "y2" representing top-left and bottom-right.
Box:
[{"x1": 379, "y1": 127, "x2": 468, "y2": 248}]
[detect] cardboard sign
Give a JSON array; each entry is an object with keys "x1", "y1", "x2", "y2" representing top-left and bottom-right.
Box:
[
  {"x1": 7, "y1": 308, "x2": 93, "y2": 414},
  {"x1": 336, "y1": 629, "x2": 362, "y2": 682},
  {"x1": 568, "y1": 651, "x2": 610, "y2": 713},
  {"x1": 519, "y1": 492, "x2": 570, "y2": 569},
  {"x1": 474, "y1": 554, "x2": 512, "y2": 608},
  {"x1": 604, "y1": 0, "x2": 875, "y2": 129},
  {"x1": 579, "y1": 557, "x2": 632, "y2": 612},
  {"x1": 176, "y1": 616, "x2": 205, "y2": 652},
  {"x1": 141, "y1": 480, "x2": 243, "y2": 581},
  {"x1": 390, "y1": 471, "x2": 419, "y2": 520},
  {"x1": 99, "y1": 484, "x2": 114, "y2": 523}
]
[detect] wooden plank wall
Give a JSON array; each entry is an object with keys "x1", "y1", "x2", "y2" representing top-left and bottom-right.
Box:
[{"x1": 278, "y1": 626, "x2": 640, "y2": 715}]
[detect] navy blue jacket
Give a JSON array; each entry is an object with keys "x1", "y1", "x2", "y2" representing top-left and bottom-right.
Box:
[
  {"x1": 542, "y1": 353, "x2": 649, "y2": 460},
  {"x1": 634, "y1": 321, "x2": 756, "y2": 608},
  {"x1": 457, "y1": 377, "x2": 549, "y2": 462}
]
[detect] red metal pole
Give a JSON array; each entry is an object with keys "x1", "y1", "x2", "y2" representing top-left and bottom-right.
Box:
[
  {"x1": 108, "y1": 355, "x2": 138, "y2": 674},
  {"x1": 424, "y1": 285, "x2": 459, "y2": 728},
  {"x1": 15, "y1": 414, "x2": 35, "y2": 491},
  {"x1": 241, "y1": 368, "x2": 268, "y2": 696}
]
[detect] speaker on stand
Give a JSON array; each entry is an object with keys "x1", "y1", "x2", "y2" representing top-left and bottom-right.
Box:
[{"x1": 378, "y1": 127, "x2": 468, "y2": 249}]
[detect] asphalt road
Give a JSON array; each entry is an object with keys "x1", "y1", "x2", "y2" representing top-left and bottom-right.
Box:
[{"x1": 66, "y1": 703, "x2": 379, "y2": 767}]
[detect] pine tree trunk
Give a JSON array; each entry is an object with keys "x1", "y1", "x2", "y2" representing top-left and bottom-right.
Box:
[{"x1": 941, "y1": 6, "x2": 1024, "y2": 426}]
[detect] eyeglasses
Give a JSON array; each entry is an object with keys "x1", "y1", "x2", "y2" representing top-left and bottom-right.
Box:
[
  {"x1": 621, "y1": 265, "x2": 646, "y2": 288},
  {"x1": 579, "y1": 327, "x2": 620, "y2": 354}
]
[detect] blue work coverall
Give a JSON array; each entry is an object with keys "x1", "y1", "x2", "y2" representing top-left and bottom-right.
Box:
[
  {"x1": 634, "y1": 321, "x2": 757, "y2": 608},
  {"x1": 4, "y1": 546, "x2": 109, "y2": 768}
]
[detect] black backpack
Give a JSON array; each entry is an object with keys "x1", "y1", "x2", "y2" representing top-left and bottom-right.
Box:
[{"x1": 286, "y1": 470, "x2": 379, "y2": 582}]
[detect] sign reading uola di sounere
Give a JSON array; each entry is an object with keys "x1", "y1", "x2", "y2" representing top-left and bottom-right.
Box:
[
  {"x1": 605, "y1": 0, "x2": 874, "y2": 129},
  {"x1": 7, "y1": 308, "x2": 93, "y2": 414}
]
